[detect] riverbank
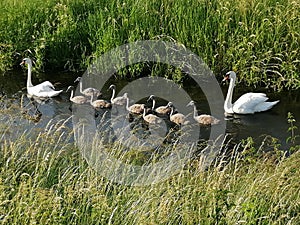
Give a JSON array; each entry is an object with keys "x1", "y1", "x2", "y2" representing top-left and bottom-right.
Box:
[
  {"x1": 0, "y1": 0, "x2": 299, "y2": 90},
  {"x1": 0, "y1": 116, "x2": 299, "y2": 224}
]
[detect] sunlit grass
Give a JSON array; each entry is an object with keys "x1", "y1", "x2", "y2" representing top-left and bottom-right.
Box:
[
  {"x1": 0, "y1": 0, "x2": 299, "y2": 89},
  {"x1": 0, "y1": 101, "x2": 299, "y2": 224}
]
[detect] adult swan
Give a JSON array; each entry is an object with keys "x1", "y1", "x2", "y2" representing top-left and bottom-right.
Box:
[
  {"x1": 223, "y1": 71, "x2": 279, "y2": 115},
  {"x1": 21, "y1": 58, "x2": 63, "y2": 98}
]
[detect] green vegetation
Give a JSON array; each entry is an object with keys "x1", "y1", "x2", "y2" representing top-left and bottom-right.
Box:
[
  {"x1": 0, "y1": 0, "x2": 299, "y2": 89},
  {"x1": 0, "y1": 98, "x2": 300, "y2": 224},
  {"x1": 1, "y1": 0, "x2": 299, "y2": 222}
]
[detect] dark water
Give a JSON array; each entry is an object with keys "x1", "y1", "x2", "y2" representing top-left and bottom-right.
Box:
[{"x1": 0, "y1": 69, "x2": 299, "y2": 149}]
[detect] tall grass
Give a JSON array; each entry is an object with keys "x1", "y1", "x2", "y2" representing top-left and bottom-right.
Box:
[
  {"x1": 0, "y1": 127, "x2": 299, "y2": 224},
  {"x1": 0, "y1": 99, "x2": 300, "y2": 224},
  {"x1": 0, "y1": 0, "x2": 299, "y2": 89}
]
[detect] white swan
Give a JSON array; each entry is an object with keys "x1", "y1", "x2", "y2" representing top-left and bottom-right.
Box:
[
  {"x1": 21, "y1": 58, "x2": 63, "y2": 98},
  {"x1": 223, "y1": 71, "x2": 279, "y2": 114}
]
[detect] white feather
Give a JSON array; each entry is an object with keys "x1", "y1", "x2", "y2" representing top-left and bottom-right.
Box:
[
  {"x1": 22, "y1": 58, "x2": 63, "y2": 98},
  {"x1": 224, "y1": 71, "x2": 279, "y2": 114}
]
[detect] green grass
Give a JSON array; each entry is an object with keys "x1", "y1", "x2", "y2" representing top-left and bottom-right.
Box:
[
  {"x1": 0, "y1": 0, "x2": 299, "y2": 90},
  {"x1": 0, "y1": 99, "x2": 300, "y2": 224}
]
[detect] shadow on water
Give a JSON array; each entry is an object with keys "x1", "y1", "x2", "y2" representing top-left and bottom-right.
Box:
[{"x1": 0, "y1": 70, "x2": 299, "y2": 151}]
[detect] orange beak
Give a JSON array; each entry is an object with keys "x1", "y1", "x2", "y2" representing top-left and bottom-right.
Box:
[{"x1": 222, "y1": 74, "x2": 230, "y2": 82}]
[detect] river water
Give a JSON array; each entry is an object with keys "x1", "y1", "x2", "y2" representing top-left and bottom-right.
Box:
[{"x1": 0, "y1": 69, "x2": 299, "y2": 150}]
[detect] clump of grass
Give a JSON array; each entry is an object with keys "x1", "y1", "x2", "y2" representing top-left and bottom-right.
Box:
[
  {"x1": 0, "y1": 0, "x2": 299, "y2": 90},
  {"x1": 287, "y1": 112, "x2": 299, "y2": 144}
]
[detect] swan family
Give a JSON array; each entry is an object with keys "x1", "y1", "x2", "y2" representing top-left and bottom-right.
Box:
[{"x1": 21, "y1": 58, "x2": 279, "y2": 125}]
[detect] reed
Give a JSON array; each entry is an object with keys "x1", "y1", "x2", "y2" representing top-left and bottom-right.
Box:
[{"x1": 0, "y1": 0, "x2": 299, "y2": 89}]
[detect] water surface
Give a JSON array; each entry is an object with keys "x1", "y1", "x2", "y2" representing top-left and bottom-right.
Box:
[{"x1": 0, "y1": 70, "x2": 299, "y2": 149}]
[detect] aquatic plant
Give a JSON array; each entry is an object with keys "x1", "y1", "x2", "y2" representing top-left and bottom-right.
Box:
[{"x1": 287, "y1": 112, "x2": 299, "y2": 155}]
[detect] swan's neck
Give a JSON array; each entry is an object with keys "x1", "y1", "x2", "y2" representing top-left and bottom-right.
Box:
[
  {"x1": 170, "y1": 107, "x2": 174, "y2": 117},
  {"x1": 27, "y1": 63, "x2": 33, "y2": 88},
  {"x1": 70, "y1": 89, "x2": 74, "y2": 100},
  {"x1": 90, "y1": 93, "x2": 94, "y2": 104},
  {"x1": 152, "y1": 99, "x2": 155, "y2": 110},
  {"x1": 111, "y1": 88, "x2": 115, "y2": 101},
  {"x1": 224, "y1": 76, "x2": 235, "y2": 113},
  {"x1": 143, "y1": 108, "x2": 146, "y2": 118},
  {"x1": 79, "y1": 79, "x2": 83, "y2": 93},
  {"x1": 126, "y1": 97, "x2": 130, "y2": 111},
  {"x1": 193, "y1": 105, "x2": 198, "y2": 118}
]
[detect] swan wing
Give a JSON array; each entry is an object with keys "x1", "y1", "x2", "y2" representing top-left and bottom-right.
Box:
[
  {"x1": 155, "y1": 105, "x2": 171, "y2": 115},
  {"x1": 232, "y1": 93, "x2": 269, "y2": 114},
  {"x1": 28, "y1": 86, "x2": 63, "y2": 97},
  {"x1": 43, "y1": 81, "x2": 55, "y2": 89},
  {"x1": 253, "y1": 100, "x2": 279, "y2": 112},
  {"x1": 82, "y1": 87, "x2": 101, "y2": 97},
  {"x1": 112, "y1": 96, "x2": 127, "y2": 105},
  {"x1": 45, "y1": 90, "x2": 63, "y2": 97},
  {"x1": 27, "y1": 81, "x2": 62, "y2": 98},
  {"x1": 31, "y1": 81, "x2": 55, "y2": 91},
  {"x1": 145, "y1": 114, "x2": 163, "y2": 124},
  {"x1": 197, "y1": 114, "x2": 220, "y2": 125}
]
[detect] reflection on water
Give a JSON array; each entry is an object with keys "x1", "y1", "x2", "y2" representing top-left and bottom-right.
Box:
[
  {"x1": 0, "y1": 70, "x2": 299, "y2": 150},
  {"x1": 21, "y1": 95, "x2": 43, "y2": 122}
]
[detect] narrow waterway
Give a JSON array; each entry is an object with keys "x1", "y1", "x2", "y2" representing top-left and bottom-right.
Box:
[{"x1": 0, "y1": 69, "x2": 299, "y2": 150}]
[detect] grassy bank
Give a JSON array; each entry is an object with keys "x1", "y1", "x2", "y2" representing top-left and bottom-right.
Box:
[
  {"x1": 0, "y1": 128, "x2": 299, "y2": 224},
  {"x1": 0, "y1": 0, "x2": 299, "y2": 90},
  {"x1": 0, "y1": 102, "x2": 300, "y2": 224}
]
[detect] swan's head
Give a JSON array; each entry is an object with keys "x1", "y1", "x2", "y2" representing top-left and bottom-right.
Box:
[
  {"x1": 186, "y1": 100, "x2": 195, "y2": 107},
  {"x1": 147, "y1": 95, "x2": 155, "y2": 102},
  {"x1": 66, "y1": 86, "x2": 74, "y2": 92},
  {"x1": 223, "y1": 71, "x2": 236, "y2": 81},
  {"x1": 74, "y1": 77, "x2": 82, "y2": 83},
  {"x1": 167, "y1": 101, "x2": 173, "y2": 107},
  {"x1": 20, "y1": 58, "x2": 32, "y2": 67},
  {"x1": 109, "y1": 84, "x2": 116, "y2": 90}
]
